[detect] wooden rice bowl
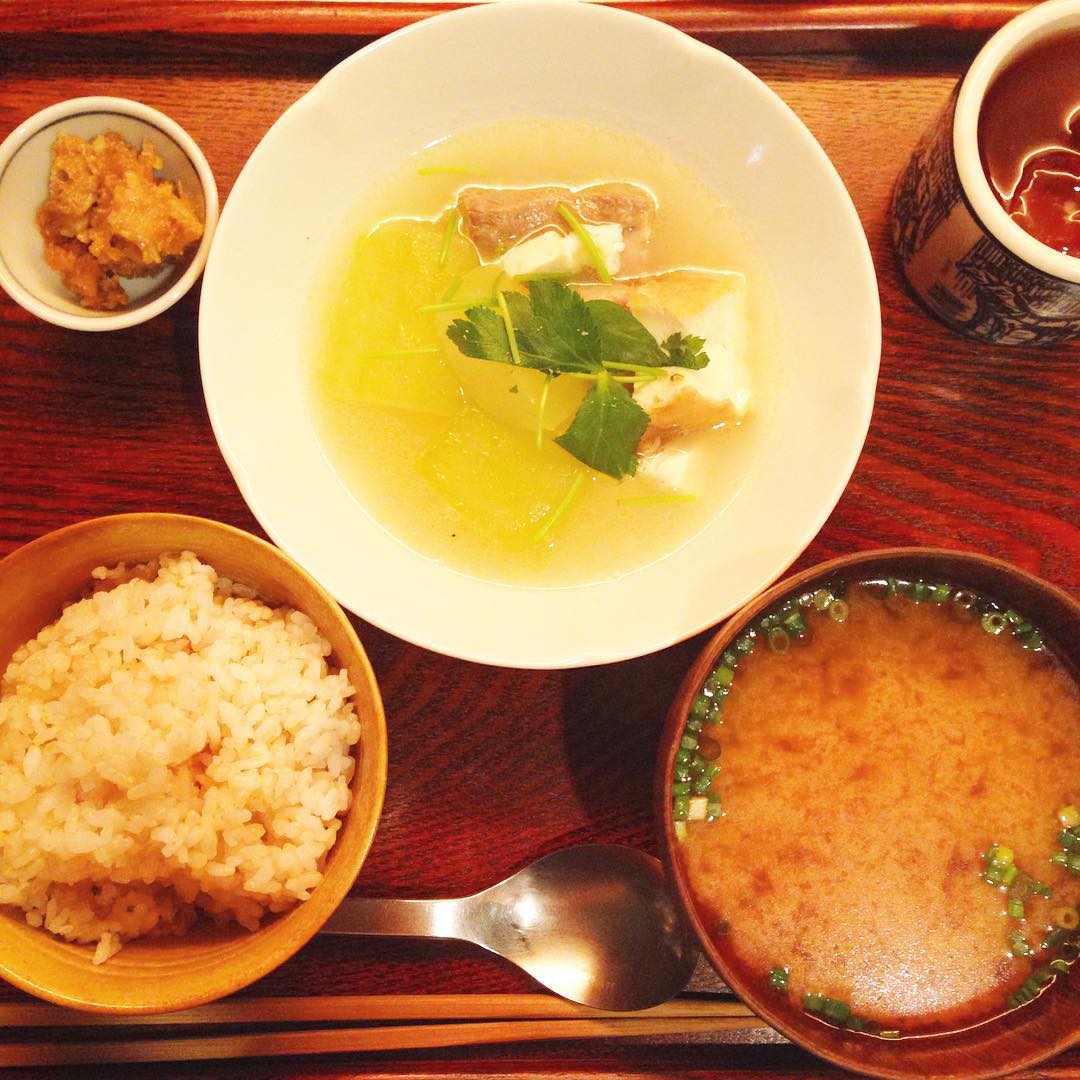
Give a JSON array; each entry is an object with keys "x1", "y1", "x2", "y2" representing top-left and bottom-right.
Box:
[{"x1": 0, "y1": 513, "x2": 387, "y2": 1013}]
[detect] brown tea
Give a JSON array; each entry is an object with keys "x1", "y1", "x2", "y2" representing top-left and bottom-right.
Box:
[{"x1": 978, "y1": 31, "x2": 1080, "y2": 258}]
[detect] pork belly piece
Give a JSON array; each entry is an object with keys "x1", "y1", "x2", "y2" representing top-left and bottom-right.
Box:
[
  {"x1": 577, "y1": 269, "x2": 752, "y2": 433},
  {"x1": 456, "y1": 183, "x2": 656, "y2": 274}
]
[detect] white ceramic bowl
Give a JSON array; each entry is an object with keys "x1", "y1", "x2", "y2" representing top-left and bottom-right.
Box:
[
  {"x1": 0, "y1": 97, "x2": 218, "y2": 331},
  {"x1": 199, "y1": 1, "x2": 880, "y2": 669}
]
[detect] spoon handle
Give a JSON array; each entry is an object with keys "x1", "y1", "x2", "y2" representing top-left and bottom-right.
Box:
[{"x1": 321, "y1": 896, "x2": 468, "y2": 941}]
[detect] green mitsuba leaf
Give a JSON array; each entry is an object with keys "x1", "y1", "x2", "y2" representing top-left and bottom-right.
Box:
[
  {"x1": 447, "y1": 306, "x2": 513, "y2": 364},
  {"x1": 442, "y1": 279, "x2": 710, "y2": 477},
  {"x1": 525, "y1": 278, "x2": 600, "y2": 374},
  {"x1": 661, "y1": 332, "x2": 710, "y2": 370},
  {"x1": 555, "y1": 370, "x2": 650, "y2": 480},
  {"x1": 586, "y1": 299, "x2": 667, "y2": 367}
]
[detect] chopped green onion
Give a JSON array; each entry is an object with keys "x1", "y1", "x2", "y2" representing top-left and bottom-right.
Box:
[
  {"x1": 803, "y1": 993, "x2": 825, "y2": 1013},
  {"x1": 1049, "y1": 958, "x2": 1070, "y2": 974},
  {"x1": 440, "y1": 274, "x2": 464, "y2": 302},
  {"x1": 418, "y1": 296, "x2": 497, "y2": 313},
  {"x1": 1010, "y1": 932, "x2": 1033, "y2": 957},
  {"x1": 736, "y1": 634, "x2": 756, "y2": 654},
  {"x1": 1008, "y1": 898, "x2": 1025, "y2": 919},
  {"x1": 1043, "y1": 928, "x2": 1068, "y2": 951},
  {"x1": 706, "y1": 796, "x2": 723, "y2": 821},
  {"x1": 680, "y1": 733, "x2": 698, "y2": 751},
  {"x1": 908, "y1": 581, "x2": 930, "y2": 602},
  {"x1": 438, "y1": 208, "x2": 460, "y2": 269},
  {"x1": 845, "y1": 1016, "x2": 866, "y2": 1032},
  {"x1": 879, "y1": 1030, "x2": 901, "y2": 1040},
  {"x1": 1054, "y1": 907, "x2": 1080, "y2": 930},
  {"x1": 675, "y1": 748, "x2": 693, "y2": 766},
  {"x1": 1031, "y1": 880, "x2": 1053, "y2": 899},
  {"x1": 1051, "y1": 853, "x2": 1069, "y2": 867},
  {"x1": 493, "y1": 288, "x2": 522, "y2": 368},
  {"x1": 673, "y1": 820, "x2": 687, "y2": 841},
  {"x1": 714, "y1": 666, "x2": 735, "y2": 688},
  {"x1": 885, "y1": 577, "x2": 900, "y2": 596},
  {"x1": 989, "y1": 845, "x2": 1015, "y2": 868},
  {"x1": 689, "y1": 752, "x2": 707, "y2": 774},
  {"x1": 531, "y1": 473, "x2": 585, "y2": 544},
  {"x1": 767, "y1": 628, "x2": 791, "y2": 653},
  {"x1": 690, "y1": 696, "x2": 710, "y2": 721},
  {"x1": 769, "y1": 967, "x2": 790, "y2": 991},
  {"x1": 1060, "y1": 828, "x2": 1080, "y2": 851},
  {"x1": 555, "y1": 202, "x2": 612, "y2": 284},
  {"x1": 823, "y1": 999, "x2": 851, "y2": 1022},
  {"x1": 1002, "y1": 864, "x2": 1019, "y2": 886},
  {"x1": 811, "y1": 588, "x2": 833, "y2": 611},
  {"x1": 930, "y1": 583, "x2": 951, "y2": 603},
  {"x1": 673, "y1": 764, "x2": 692, "y2": 783},
  {"x1": 828, "y1": 599, "x2": 850, "y2": 623},
  {"x1": 981, "y1": 611, "x2": 1007, "y2": 635},
  {"x1": 721, "y1": 650, "x2": 739, "y2": 669},
  {"x1": 685, "y1": 716, "x2": 703, "y2": 733},
  {"x1": 1003, "y1": 609, "x2": 1024, "y2": 625},
  {"x1": 673, "y1": 795, "x2": 690, "y2": 821},
  {"x1": 1060, "y1": 806, "x2": 1080, "y2": 829},
  {"x1": 1068, "y1": 854, "x2": 1080, "y2": 874},
  {"x1": 535, "y1": 376, "x2": 552, "y2": 450},
  {"x1": 672, "y1": 781, "x2": 691, "y2": 796}
]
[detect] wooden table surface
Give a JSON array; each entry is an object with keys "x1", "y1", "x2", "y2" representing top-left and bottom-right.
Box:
[{"x1": 1, "y1": 16, "x2": 1078, "y2": 1080}]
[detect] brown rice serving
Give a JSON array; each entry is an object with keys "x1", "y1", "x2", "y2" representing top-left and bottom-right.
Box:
[{"x1": 0, "y1": 552, "x2": 361, "y2": 964}]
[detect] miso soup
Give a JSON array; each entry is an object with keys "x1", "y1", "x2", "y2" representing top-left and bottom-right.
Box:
[{"x1": 675, "y1": 579, "x2": 1080, "y2": 1036}]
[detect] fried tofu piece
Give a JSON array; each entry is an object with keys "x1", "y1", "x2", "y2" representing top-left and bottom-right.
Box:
[
  {"x1": 578, "y1": 269, "x2": 752, "y2": 433},
  {"x1": 457, "y1": 182, "x2": 656, "y2": 274}
]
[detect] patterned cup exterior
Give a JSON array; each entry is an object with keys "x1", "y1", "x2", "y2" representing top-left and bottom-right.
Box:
[{"x1": 892, "y1": 87, "x2": 1080, "y2": 346}]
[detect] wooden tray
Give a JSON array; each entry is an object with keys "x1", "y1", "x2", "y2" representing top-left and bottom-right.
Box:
[
  {"x1": 0, "y1": 4, "x2": 1078, "y2": 1077},
  {"x1": 0, "y1": 1, "x2": 1040, "y2": 51}
]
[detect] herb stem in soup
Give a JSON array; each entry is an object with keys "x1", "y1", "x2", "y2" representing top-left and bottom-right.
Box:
[{"x1": 676, "y1": 578, "x2": 1080, "y2": 1036}]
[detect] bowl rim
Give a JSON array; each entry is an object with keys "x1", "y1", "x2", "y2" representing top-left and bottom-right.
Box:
[
  {"x1": 197, "y1": 0, "x2": 881, "y2": 670},
  {"x1": 0, "y1": 96, "x2": 220, "y2": 331},
  {"x1": 656, "y1": 546, "x2": 1080, "y2": 1079},
  {"x1": 0, "y1": 512, "x2": 387, "y2": 1013}
]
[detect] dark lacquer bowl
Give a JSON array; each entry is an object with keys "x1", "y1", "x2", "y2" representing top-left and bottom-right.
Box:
[{"x1": 657, "y1": 548, "x2": 1080, "y2": 1079}]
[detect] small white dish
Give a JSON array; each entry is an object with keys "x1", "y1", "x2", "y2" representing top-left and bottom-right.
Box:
[
  {"x1": 199, "y1": 1, "x2": 880, "y2": 669},
  {"x1": 0, "y1": 96, "x2": 218, "y2": 331}
]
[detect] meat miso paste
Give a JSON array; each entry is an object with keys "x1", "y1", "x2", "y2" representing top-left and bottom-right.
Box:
[
  {"x1": 676, "y1": 580, "x2": 1080, "y2": 1036},
  {"x1": 309, "y1": 117, "x2": 778, "y2": 586}
]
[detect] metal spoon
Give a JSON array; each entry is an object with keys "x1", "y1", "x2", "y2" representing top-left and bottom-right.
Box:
[{"x1": 320, "y1": 844, "x2": 700, "y2": 1012}]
